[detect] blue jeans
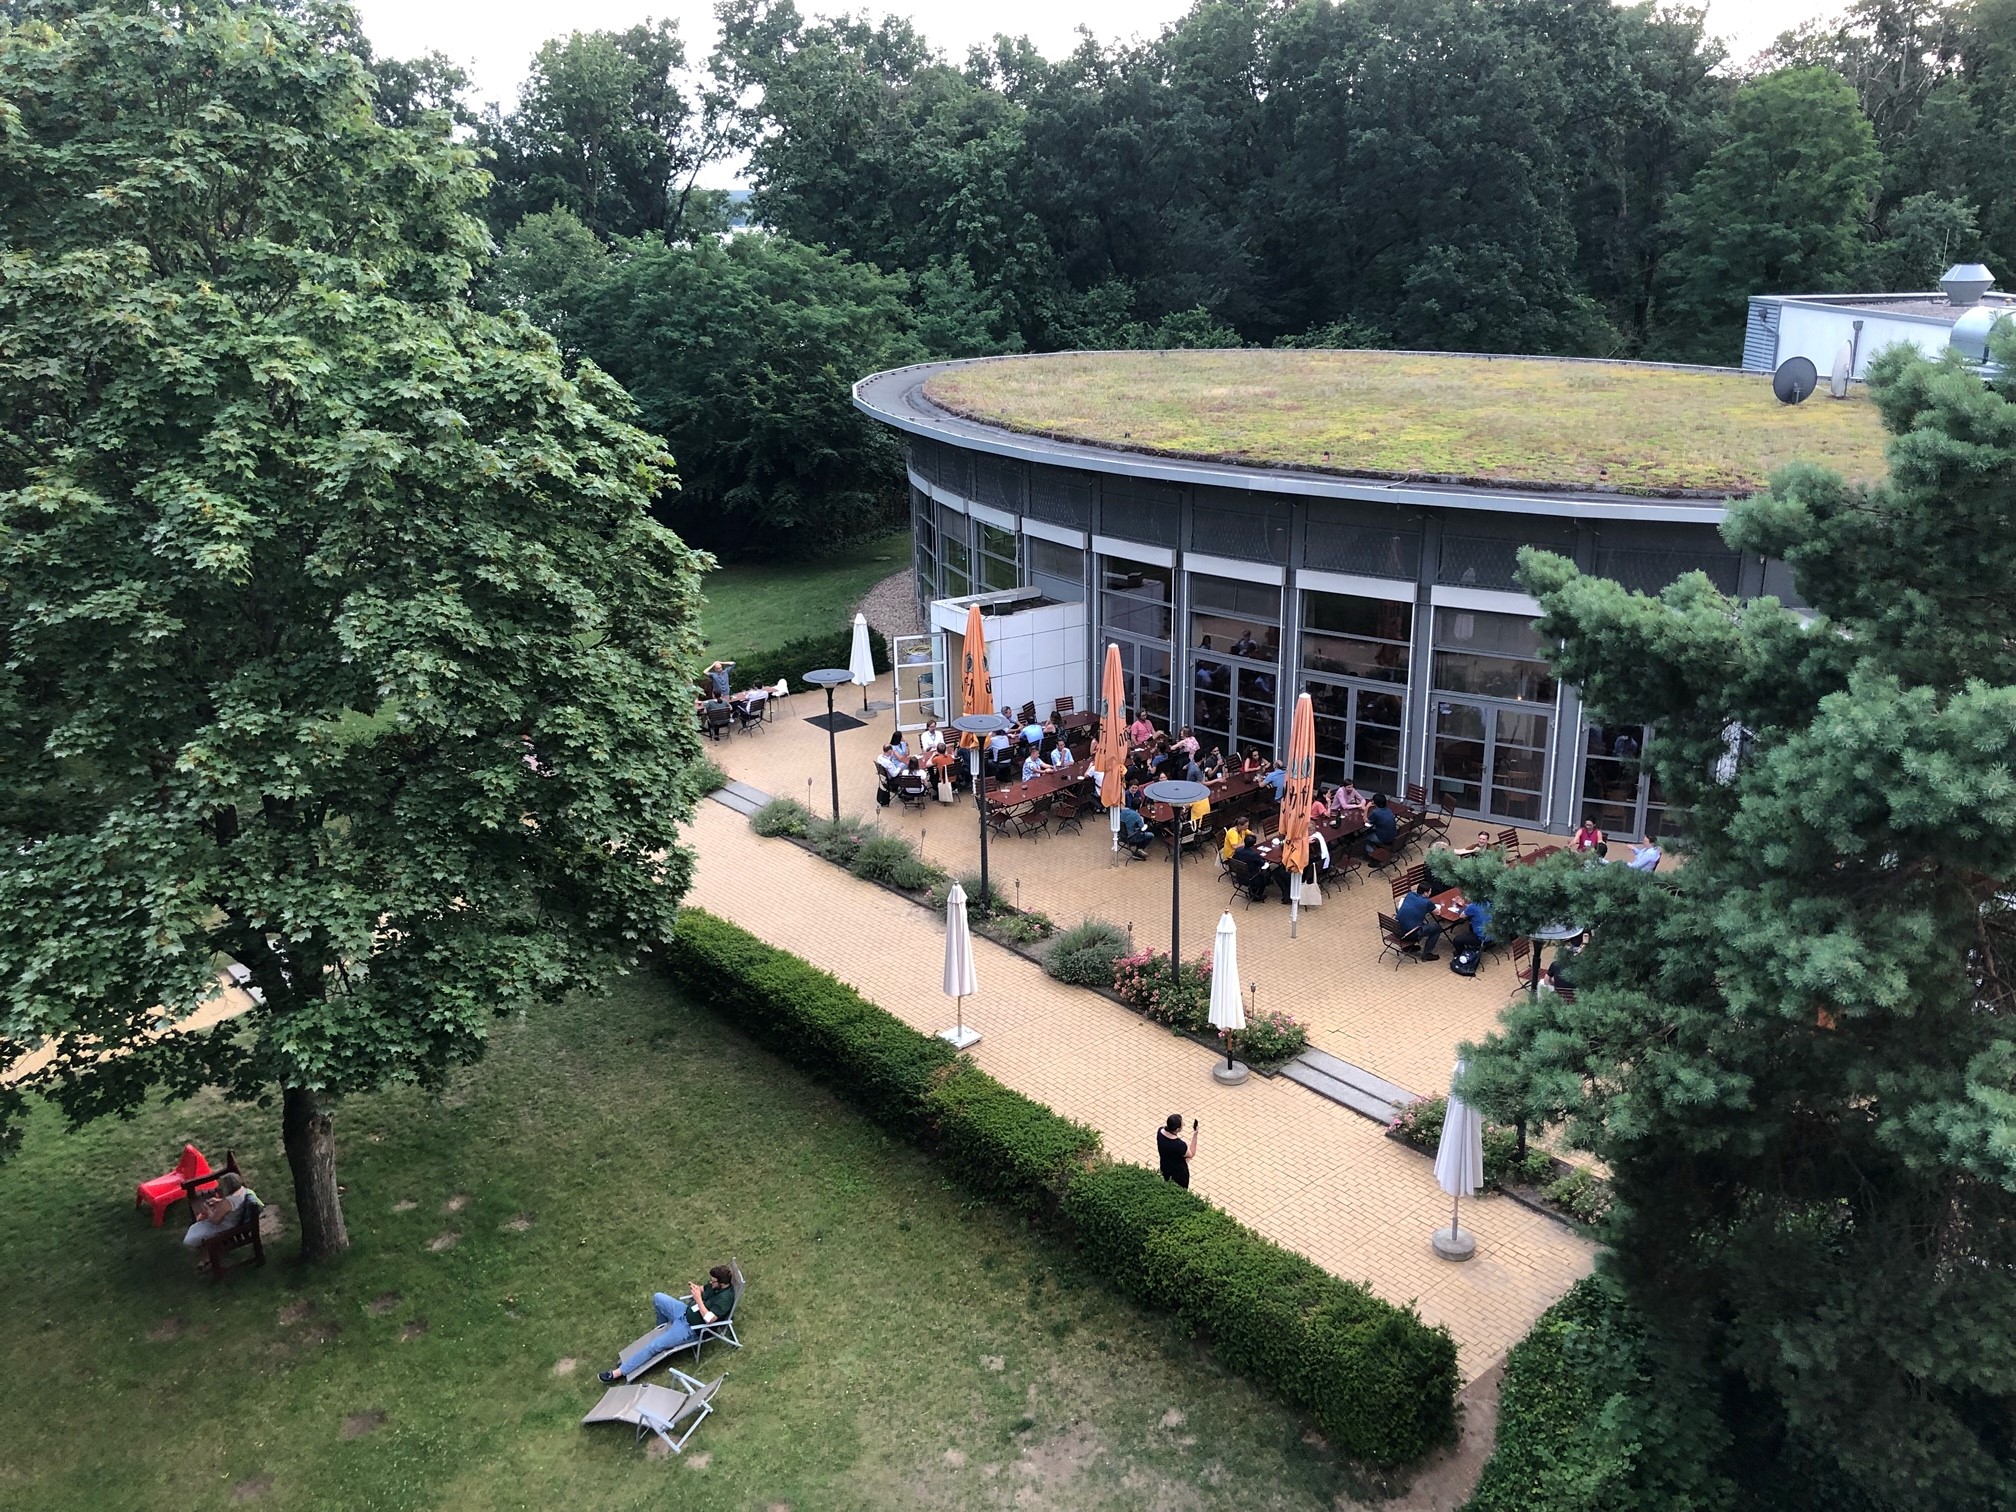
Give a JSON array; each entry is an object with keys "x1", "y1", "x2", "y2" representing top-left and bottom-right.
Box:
[{"x1": 620, "y1": 1293, "x2": 693, "y2": 1375}]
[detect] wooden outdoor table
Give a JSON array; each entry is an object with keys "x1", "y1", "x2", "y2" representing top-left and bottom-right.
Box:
[
  {"x1": 1059, "y1": 710, "x2": 1099, "y2": 732},
  {"x1": 1256, "y1": 809, "x2": 1369, "y2": 866},
  {"x1": 1431, "y1": 886, "x2": 1469, "y2": 923},
  {"x1": 1148, "y1": 769, "x2": 1269, "y2": 823},
  {"x1": 987, "y1": 757, "x2": 1093, "y2": 810}
]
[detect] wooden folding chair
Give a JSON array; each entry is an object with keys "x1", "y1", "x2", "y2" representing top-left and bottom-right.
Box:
[
  {"x1": 1497, "y1": 826, "x2": 1524, "y2": 857},
  {"x1": 1378, "y1": 913, "x2": 1426, "y2": 968}
]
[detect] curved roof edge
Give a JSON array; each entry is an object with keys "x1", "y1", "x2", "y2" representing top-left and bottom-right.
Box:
[{"x1": 854, "y1": 357, "x2": 1733, "y2": 526}]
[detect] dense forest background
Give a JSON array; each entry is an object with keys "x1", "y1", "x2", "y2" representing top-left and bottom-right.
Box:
[{"x1": 371, "y1": 0, "x2": 2016, "y2": 555}]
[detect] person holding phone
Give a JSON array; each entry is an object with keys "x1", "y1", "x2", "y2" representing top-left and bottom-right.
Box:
[{"x1": 1157, "y1": 1113, "x2": 1198, "y2": 1187}]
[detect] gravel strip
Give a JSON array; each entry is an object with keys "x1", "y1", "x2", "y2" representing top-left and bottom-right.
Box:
[{"x1": 855, "y1": 563, "x2": 922, "y2": 642}]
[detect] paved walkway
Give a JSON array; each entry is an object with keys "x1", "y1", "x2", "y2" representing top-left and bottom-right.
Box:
[{"x1": 684, "y1": 799, "x2": 1593, "y2": 1385}]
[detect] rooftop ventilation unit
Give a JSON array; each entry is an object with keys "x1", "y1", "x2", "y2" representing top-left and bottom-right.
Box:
[{"x1": 1940, "y1": 263, "x2": 1996, "y2": 307}]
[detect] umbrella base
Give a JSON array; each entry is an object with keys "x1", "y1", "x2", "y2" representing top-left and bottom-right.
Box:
[
  {"x1": 1211, "y1": 1061, "x2": 1251, "y2": 1086},
  {"x1": 936, "y1": 1025, "x2": 982, "y2": 1049},
  {"x1": 1431, "y1": 1225, "x2": 1476, "y2": 1261}
]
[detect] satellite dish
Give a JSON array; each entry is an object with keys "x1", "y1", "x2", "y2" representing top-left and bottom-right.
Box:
[
  {"x1": 1773, "y1": 356, "x2": 1818, "y2": 405},
  {"x1": 1829, "y1": 342, "x2": 1852, "y2": 398}
]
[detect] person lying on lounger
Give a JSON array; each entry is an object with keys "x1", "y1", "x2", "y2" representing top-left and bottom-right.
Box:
[{"x1": 599, "y1": 1266, "x2": 735, "y2": 1383}]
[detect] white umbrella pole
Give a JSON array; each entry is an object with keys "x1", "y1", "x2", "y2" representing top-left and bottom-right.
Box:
[
  {"x1": 1110, "y1": 805, "x2": 1121, "y2": 853},
  {"x1": 1289, "y1": 872, "x2": 1301, "y2": 938},
  {"x1": 1452, "y1": 1190, "x2": 1461, "y2": 1242}
]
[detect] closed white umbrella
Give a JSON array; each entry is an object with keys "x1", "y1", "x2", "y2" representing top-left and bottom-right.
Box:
[
  {"x1": 1432, "y1": 1058, "x2": 1485, "y2": 1260},
  {"x1": 848, "y1": 612, "x2": 876, "y2": 709},
  {"x1": 938, "y1": 881, "x2": 980, "y2": 1049},
  {"x1": 1207, "y1": 911, "x2": 1249, "y2": 1085}
]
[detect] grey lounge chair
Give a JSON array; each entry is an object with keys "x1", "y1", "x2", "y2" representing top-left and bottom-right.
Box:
[
  {"x1": 581, "y1": 1369, "x2": 724, "y2": 1454},
  {"x1": 618, "y1": 1259, "x2": 746, "y2": 1380}
]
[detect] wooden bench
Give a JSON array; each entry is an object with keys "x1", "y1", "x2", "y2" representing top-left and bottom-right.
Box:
[{"x1": 180, "y1": 1150, "x2": 266, "y2": 1283}]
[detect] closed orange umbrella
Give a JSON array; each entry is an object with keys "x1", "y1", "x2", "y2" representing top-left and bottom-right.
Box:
[
  {"x1": 1280, "y1": 692, "x2": 1317, "y2": 932},
  {"x1": 959, "y1": 603, "x2": 993, "y2": 748},
  {"x1": 1094, "y1": 643, "x2": 1128, "y2": 848}
]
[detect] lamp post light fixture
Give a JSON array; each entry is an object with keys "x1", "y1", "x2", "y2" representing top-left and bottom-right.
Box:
[
  {"x1": 951, "y1": 712, "x2": 1010, "y2": 910},
  {"x1": 802, "y1": 667, "x2": 854, "y2": 821},
  {"x1": 1142, "y1": 779, "x2": 1211, "y2": 984}
]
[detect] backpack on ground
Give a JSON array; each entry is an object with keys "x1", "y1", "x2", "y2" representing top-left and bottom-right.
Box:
[{"x1": 1450, "y1": 949, "x2": 1481, "y2": 977}]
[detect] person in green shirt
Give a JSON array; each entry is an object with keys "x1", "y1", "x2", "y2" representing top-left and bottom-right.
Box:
[{"x1": 601, "y1": 1264, "x2": 735, "y2": 1382}]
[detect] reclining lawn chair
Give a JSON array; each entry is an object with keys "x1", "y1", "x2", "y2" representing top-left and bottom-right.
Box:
[
  {"x1": 616, "y1": 1260, "x2": 746, "y2": 1380},
  {"x1": 581, "y1": 1371, "x2": 724, "y2": 1455}
]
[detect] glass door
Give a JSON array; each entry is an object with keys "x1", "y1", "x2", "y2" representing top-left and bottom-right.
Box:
[
  {"x1": 1578, "y1": 724, "x2": 1670, "y2": 838},
  {"x1": 893, "y1": 633, "x2": 943, "y2": 731},
  {"x1": 1432, "y1": 700, "x2": 1551, "y2": 822},
  {"x1": 1309, "y1": 681, "x2": 1405, "y2": 796}
]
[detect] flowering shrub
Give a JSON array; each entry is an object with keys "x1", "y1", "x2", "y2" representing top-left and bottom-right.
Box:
[
  {"x1": 1112, "y1": 948, "x2": 1213, "y2": 1031},
  {"x1": 1226, "y1": 1008, "x2": 1308, "y2": 1069}
]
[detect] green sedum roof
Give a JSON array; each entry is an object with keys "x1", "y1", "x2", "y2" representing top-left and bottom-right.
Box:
[{"x1": 921, "y1": 349, "x2": 1894, "y2": 497}]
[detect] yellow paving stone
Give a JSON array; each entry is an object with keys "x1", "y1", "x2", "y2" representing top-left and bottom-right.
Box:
[{"x1": 682, "y1": 775, "x2": 1594, "y2": 1385}]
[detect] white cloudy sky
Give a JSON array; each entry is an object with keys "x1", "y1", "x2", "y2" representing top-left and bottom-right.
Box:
[{"x1": 353, "y1": 0, "x2": 1846, "y2": 185}]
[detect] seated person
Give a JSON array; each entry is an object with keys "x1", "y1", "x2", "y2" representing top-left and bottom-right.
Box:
[
  {"x1": 1021, "y1": 749, "x2": 1046, "y2": 783},
  {"x1": 1128, "y1": 714, "x2": 1156, "y2": 746},
  {"x1": 1021, "y1": 718, "x2": 1045, "y2": 747},
  {"x1": 1572, "y1": 817, "x2": 1604, "y2": 853},
  {"x1": 183, "y1": 1172, "x2": 258, "y2": 1250},
  {"x1": 1451, "y1": 897, "x2": 1494, "y2": 952},
  {"x1": 1334, "y1": 780, "x2": 1368, "y2": 813},
  {"x1": 1240, "y1": 749, "x2": 1268, "y2": 774},
  {"x1": 1548, "y1": 934, "x2": 1588, "y2": 991},
  {"x1": 1218, "y1": 822, "x2": 1250, "y2": 862},
  {"x1": 600, "y1": 1266, "x2": 736, "y2": 1383},
  {"x1": 875, "y1": 744, "x2": 906, "y2": 781},
  {"x1": 1309, "y1": 788, "x2": 1329, "y2": 819},
  {"x1": 1261, "y1": 762, "x2": 1288, "y2": 801},
  {"x1": 986, "y1": 728, "x2": 1012, "y2": 761},
  {"x1": 1394, "y1": 881, "x2": 1445, "y2": 960},
  {"x1": 918, "y1": 718, "x2": 946, "y2": 753},
  {"x1": 1125, "y1": 755, "x2": 1151, "y2": 788},
  {"x1": 1045, "y1": 742, "x2": 1072, "y2": 769},
  {"x1": 1182, "y1": 753, "x2": 1206, "y2": 784},
  {"x1": 1454, "y1": 829, "x2": 1497, "y2": 857},
  {"x1": 887, "y1": 730, "x2": 909, "y2": 760},
  {"x1": 1627, "y1": 835, "x2": 1664, "y2": 872},
  {"x1": 1231, "y1": 836, "x2": 1291, "y2": 904},
  {"x1": 1363, "y1": 793, "x2": 1398, "y2": 855},
  {"x1": 1116, "y1": 804, "x2": 1151, "y2": 850},
  {"x1": 896, "y1": 757, "x2": 930, "y2": 795},
  {"x1": 1199, "y1": 746, "x2": 1227, "y2": 781}
]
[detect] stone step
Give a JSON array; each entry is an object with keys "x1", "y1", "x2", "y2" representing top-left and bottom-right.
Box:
[
  {"x1": 1278, "y1": 1048, "x2": 1420, "y2": 1126},
  {"x1": 710, "y1": 780, "x2": 773, "y2": 819}
]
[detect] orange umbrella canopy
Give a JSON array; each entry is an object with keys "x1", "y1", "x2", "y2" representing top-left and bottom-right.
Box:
[
  {"x1": 959, "y1": 603, "x2": 994, "y2": 745},
  {"x1": 1095, "y1": 642, "x2": 1127, "y2": 808},
  {"x1": 1280, "y1": 692, "x2": 1317, "y2": 875}
]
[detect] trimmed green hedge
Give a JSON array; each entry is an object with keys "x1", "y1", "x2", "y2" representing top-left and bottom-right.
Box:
[
  {"x1": 1064, "y1": 1161, "x2": 1458, "y2": 1467},
  {"x1": 720, "y1": 625, "x2": 892, "y2": 703},
  {"x1": 659, "y1": 908, "x2": 1458, "y2": 1470}
]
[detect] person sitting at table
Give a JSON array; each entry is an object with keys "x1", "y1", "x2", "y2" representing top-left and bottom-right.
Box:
[
  {"x1": 1129, "y1": 713, "x2": 1156, "y2": 746},
  {"x1": 1117, "y1": 804, "x2": 1151, "y2": 853},
  {"x1": 1218, "y1": 822, "x2": 1250, "y2": 863},
  {"x1": 1309, "y1": 788, "x2": 1329, "y2": 819},
  {"x1": 1182, "y1": 751, "x2": 1206, "y2": 784},
  {"x1": 1172, "y1": 726, "x2": 1200, "y2": 756},
  {"x1": 1454, "y1": 829, "x2": 1496, "y2": 857},
  {"x1": 876, "y1": 743, "x2": 906, "y2": 780},
  {"x1": 1126, "y1": 753, "x2": 1151, "y2": 788},
  {"x1": 1335, "y1": 779, "x2": 1368, "y2": 813},
  {"x1": 1046, "y1": 741, "x2": 1072, "y2": 769},
  {"x1": 1199, "y1": 746, "x2": 1227, "y2": 781},
  {"x1": 887, "y1": 729, "x2": 909, "y2": 759},
  {"x1": 1451, "y1": 896, "x2": 1494, "y2": 952},
  {"x1": 1627, "y1": 834, "x2": 1664, "y2": 872},
  {"x1": 896, "y1": 757, "x2": 930, "y2": 798},
  {"x1": 919, "y1": 718, "x2": 945, "y2": 753},
  {"x1": 1261, "y1": 761, "x2": 1288, "y2": 801},
  {"x1": 1547, "y1": 933, "x2": 1588, "y2": 991},
  {"x1": 1021, "y1": 748, "x2": 1045, "y2": 783},
  {"x1": 1364, "y1": 793, "x2": 1398, "y2": 855},
  {"x1": 1395, "y1": 880, "x2": 1445, "y2": 960},
  {"x1": 1240, "y1": 749, "x2": 1267, "y2": 774},
  {"x1": 1021, "y1": 716, "x2": 1044, "y2": 746},
  {"x1": 1230, "y1": 835, "x2": 1291, "y2": 904},
  {"x1": 986, "y1": 725, "x2": 1012, "y2": 758},
  {"x1": 1572, "y1": 816, "x2": 1604, "y2": 853}
]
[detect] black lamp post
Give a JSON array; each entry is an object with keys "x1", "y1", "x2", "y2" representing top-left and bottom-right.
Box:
[
  {"x1": 1143, "y1": 779, "x2": 1210, "y2": 984},
  {"x1": 802, "y1": 667, "x2": 853, "y2": 820},
  {"x1": 952, "y1": 712, "x2": 1010, "y2": 909}
]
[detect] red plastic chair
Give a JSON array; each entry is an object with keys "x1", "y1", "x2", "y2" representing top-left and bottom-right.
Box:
[{"x1": 136, "y1": 1144, "x2": 212, "y2": 1226}]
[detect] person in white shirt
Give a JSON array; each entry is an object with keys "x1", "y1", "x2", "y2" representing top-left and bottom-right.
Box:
[
  {"x1": 918, "y1": 719, "x2": 946, "y2": 753},
  {"x1": 1021, "y1": 751, "x2": 1045, "y2": 782},
  {"x1": 876, "y1": 745, "x2": 906, "y2": 780},
  {"x1": 1046, "y1": 744, "x2": 1071, "y2": 769},
  {"x1": 1628, "y1": 836, "x2": 1663, "y2": 872}
]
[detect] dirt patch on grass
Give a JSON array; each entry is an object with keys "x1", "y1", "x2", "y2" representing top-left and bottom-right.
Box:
[
  {"x1": 443, "y1": 1193, "x2": 470, "y2": 1213},
  {"x1": 684, "y1": 1451, "x2": 711, "y2": 1470},
  {"x1": 147, "y1": 1317, "x2": 184, "y2": 1342},
  {"x1": 400, "y1": 1319, "x2": 429, "y2": 1342},
  {"x1": 552, "y1": 1357, "x2": 578, "y2": 1377},
  {"x1": 340, "y1": 1410, "x2": 386, "y2": 1440},
  {"x1": 304, "y1": 1322, "x2": 342, "y2": 1345},
  {"x1": 391, "y1": 1198, "x2": 417, "y2": 1213},
  {"x1": 504, "y1": 1212, "x2": 535, "y2": 1232},
  {"x1": 367, "y1": 1292, "x2": 401, "y2": 1316},
  {"x1": 229, "y1": 1474, "x2": 274, "y2": 1501},
  {"x1": 277, "y1": 1300, "x2": 315, "y2": 1326},
  {"x1": 426, "y1": 1231, "x2": 460, "y2": 1252}
]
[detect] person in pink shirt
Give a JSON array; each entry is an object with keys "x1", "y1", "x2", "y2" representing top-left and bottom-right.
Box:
[{"x1": 1128, "y1": 714, "x2": 1156, "y2": 746}]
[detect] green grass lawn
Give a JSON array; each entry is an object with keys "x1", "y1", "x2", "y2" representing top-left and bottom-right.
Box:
[
  {"x1": 925, "y1": 349, "x2": 1892, "y2": 495},
  {"x1": 0, "y1": 974, "x2": 1373, "y2": 1511},
  {"x1": 700, "y1": 531, "x2": 910, "y2": 662}
]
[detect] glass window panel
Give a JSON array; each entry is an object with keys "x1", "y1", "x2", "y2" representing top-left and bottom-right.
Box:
[
  {"x1": 1302, "y1": 631, "x2": 1407, "y2": 682},
  {"x1": 1029, "y1": 538, "x2": 1083, "y2": 582},
  {"x1": 1189, "y1": 575, "x2": 1281, "y2": 622},
  {"x1": 979, "y1": 523, "x2": 1018, "y2": 561},
  {"x1": 1494, "y1": 709, "x2": 1550, "y2": 750},
  {"x1": 1305, "y1": 594, "x2": 1411, "y2": 641},
  {"x1": 1491, "y1": 743, "x2": 1548, "y2": 792},
  {"x1": 1357, "y1": 690, "x2": 1404, "y2": 730},
  {"x1": 1435, "y1": 702, "x2": 1487, "y2": 741},
  {"x1": 1433, "y1": 607, "x2": 1546, "y2": 658},
  {"x1": 1431, "y1": 651, "x2": 1557, "y2": 703}
]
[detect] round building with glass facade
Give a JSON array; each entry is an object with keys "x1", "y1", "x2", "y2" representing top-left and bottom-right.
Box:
[{"x1": 853, "y1": 348, "x2": 1889, "y2": 837}]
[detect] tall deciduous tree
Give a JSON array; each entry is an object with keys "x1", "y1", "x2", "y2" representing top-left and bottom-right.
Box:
[
  {"x1": 1658, "y1": 67, "x2": 1884, "y2": 359},
  {"x1": 0, "y1": 0, "x2": 709, "y2": 1259},
  {"x1": 1452, "y1": 333, "x2": 2016, "y2": 1507}
]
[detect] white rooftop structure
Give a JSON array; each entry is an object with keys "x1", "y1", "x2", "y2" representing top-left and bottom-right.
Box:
[{"x1": 1744, "y1": 263, "x2": 2016, "y2": 380}]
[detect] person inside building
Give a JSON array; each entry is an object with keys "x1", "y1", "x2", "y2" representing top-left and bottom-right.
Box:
[{"x1": 1394, "y1": 880, "x2": 1445, "y2": 960}]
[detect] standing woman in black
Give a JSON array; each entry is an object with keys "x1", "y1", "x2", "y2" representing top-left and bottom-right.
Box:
[{"x1": 1157, "y1": 1113, "x2": 1198, "y2": 1186}]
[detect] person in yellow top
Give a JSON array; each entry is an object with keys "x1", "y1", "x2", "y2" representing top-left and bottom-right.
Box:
[{"x1": 1219, "y1": 822, "x2": 1249, "y2": 862}]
